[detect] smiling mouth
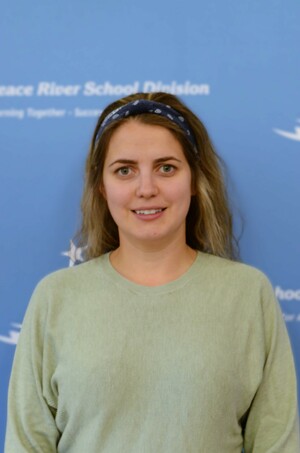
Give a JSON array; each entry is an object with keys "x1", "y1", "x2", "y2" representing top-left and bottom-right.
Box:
[{"x1": 133, "y1": 208, "x2": 165, "y2": 215}]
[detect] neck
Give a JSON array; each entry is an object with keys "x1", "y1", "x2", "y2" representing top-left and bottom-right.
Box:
[{"x1": 109, "y1": 239, "x2": 197, "y2": 286}]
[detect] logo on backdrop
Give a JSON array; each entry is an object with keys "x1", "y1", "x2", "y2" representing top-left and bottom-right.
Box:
[
  {"x1": 62, "y1": 240, "x2": 86, "y2": 267},
  {"x1": 0, "y1": 323, "x2": 22, "y2": 345},
  {"x1": 273, "y1": 119, "x2": 300, "y2": 142},
  {"x1": 275, "y1": 286, "x2": 300, "y2": 301},
  {"x1": 0, "y1": 80, "x2": 210, "y2": 98},
  {"x1": 0, "y1": 80, "x2": 211, "y2": 120},
  {"x1": 276, "y1": 286, "x2": 300, "y2": 323}
]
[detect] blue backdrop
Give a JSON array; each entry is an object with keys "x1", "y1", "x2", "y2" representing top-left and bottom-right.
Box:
[{"x1": 1, "y1": 1, "x2": 299, "y2": 449}]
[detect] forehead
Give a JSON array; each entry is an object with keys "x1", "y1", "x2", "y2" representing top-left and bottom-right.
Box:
[{"x1": 106, "y1": 120, "x2": 186, "y2": 159}]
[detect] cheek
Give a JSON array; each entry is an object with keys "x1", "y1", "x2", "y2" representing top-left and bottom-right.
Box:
[
  {"x1": 171, "y1": 176, "x2": 193, "y2": 201},
  {"x1": 102, "y1": 182, "x2": 130, "y2": 209}
]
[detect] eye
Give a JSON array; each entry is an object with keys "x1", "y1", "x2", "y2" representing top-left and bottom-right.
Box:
[
  {"x1": 160, "y1": 164, "x2": 175, "y2": 174},
  {"x1": 116, "y1": 166, "x2": 132, "y2": 176}
]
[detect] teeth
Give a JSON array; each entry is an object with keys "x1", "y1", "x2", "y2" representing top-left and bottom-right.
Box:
[{"x1": 135, "y1": 209, "x2": 163, "y2": 215}]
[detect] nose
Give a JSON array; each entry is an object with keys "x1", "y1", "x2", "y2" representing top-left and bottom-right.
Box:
[{"x1": 135, "y1": 171, "x2": 158, "y2": 198}]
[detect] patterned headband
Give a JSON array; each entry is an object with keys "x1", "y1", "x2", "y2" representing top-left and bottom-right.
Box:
[{"x1": 96, "y1": 99, "x2": 198, "y2": 156}]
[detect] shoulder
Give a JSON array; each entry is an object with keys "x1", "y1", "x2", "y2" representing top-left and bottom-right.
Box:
[
  {"x1": 29, "y1": 255, "x2": 108, "y2": 306},
  {"x1": 198, "y1": 252, "x2": 270, "y2": 283},
  {"x1": 21, "y1": 255, "x2": 110, "y2": 326},
  {"x1": 195, "y1": 253, "x2": 282, "y2": 330},
  {"x1": 196, "y1": 252, "x2": 275, "y2": 300}
]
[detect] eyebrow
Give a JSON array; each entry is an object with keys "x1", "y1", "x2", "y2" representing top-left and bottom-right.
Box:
[{"x1": 108, "y1": 156, "x2": 182, "y2": 167}]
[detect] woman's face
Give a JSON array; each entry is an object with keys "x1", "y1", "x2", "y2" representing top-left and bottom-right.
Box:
[{"x1": 101, "y1": 120, "x2": 193, "y2": 250}]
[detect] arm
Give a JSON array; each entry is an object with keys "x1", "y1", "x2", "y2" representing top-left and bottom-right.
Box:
[
  {"x1": 243, "y1": 276, "x2": 300, "y2": 452},
  {"x1": 5, "y1": 282, "x2": 60, "y2": 452}
]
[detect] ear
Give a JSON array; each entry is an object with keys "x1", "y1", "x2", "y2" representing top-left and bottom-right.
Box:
[
  {"x1": 190, "y1": 180, "x2": 197, "y2": 196},
  {"x1": 99, "y1": 183, "x2": 106, "y2": 199}
]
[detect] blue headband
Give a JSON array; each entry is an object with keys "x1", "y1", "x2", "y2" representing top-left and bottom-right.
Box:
[{"x1": 96, "y1": 99, "x2": 198, "y2": 156}]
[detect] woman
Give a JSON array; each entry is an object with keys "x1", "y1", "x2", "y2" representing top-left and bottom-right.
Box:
[{"x1": 5, "y1": 93, "x2": 299, "y2": 452}]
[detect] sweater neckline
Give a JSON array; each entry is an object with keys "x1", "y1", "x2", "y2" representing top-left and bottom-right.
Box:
[{"x1": 99, "y1": 251, "x2": 204, "y2": 295}]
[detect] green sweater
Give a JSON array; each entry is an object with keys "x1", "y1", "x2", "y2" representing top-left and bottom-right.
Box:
[{"x1": 5, "y1": 252, "x2": 300, "y2": 452}]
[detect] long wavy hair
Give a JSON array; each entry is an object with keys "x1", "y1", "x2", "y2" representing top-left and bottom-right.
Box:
[{"x1": 78, "y1": 92, "x2": 238, "y2": 260}]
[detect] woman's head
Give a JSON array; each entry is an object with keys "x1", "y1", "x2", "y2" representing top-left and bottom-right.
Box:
[{"x1": 79, "y1": 92, "x2": 237, "y2": 259}]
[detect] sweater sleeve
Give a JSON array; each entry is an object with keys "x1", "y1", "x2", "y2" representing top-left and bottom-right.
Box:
[
  {"x1": 4, "y1": 281, "x2": 60, "y2": 452},
  {"x1": 243, "y1": 275, "x2": 300, "y2": 452}
]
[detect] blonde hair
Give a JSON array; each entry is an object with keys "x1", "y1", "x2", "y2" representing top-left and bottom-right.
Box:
[{"x1": 78, "y1": 92, "x2": 238, "y2": 260}]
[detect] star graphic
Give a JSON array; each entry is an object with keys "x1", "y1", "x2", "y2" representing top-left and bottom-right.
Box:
[
  {"x1": 273, "y1": 119, "x2": 300, "y2": 142},
  {"x1": 62, "y1": 240, "x2": 86, "y2": 267},
  {"x1": 0, "y1": 323, "x2": 22, "y2": 345}
]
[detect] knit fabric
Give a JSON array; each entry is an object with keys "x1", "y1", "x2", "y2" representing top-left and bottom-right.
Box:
[{"x1": 5, "y1": 252, "x2": 300, "y2": 452}]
